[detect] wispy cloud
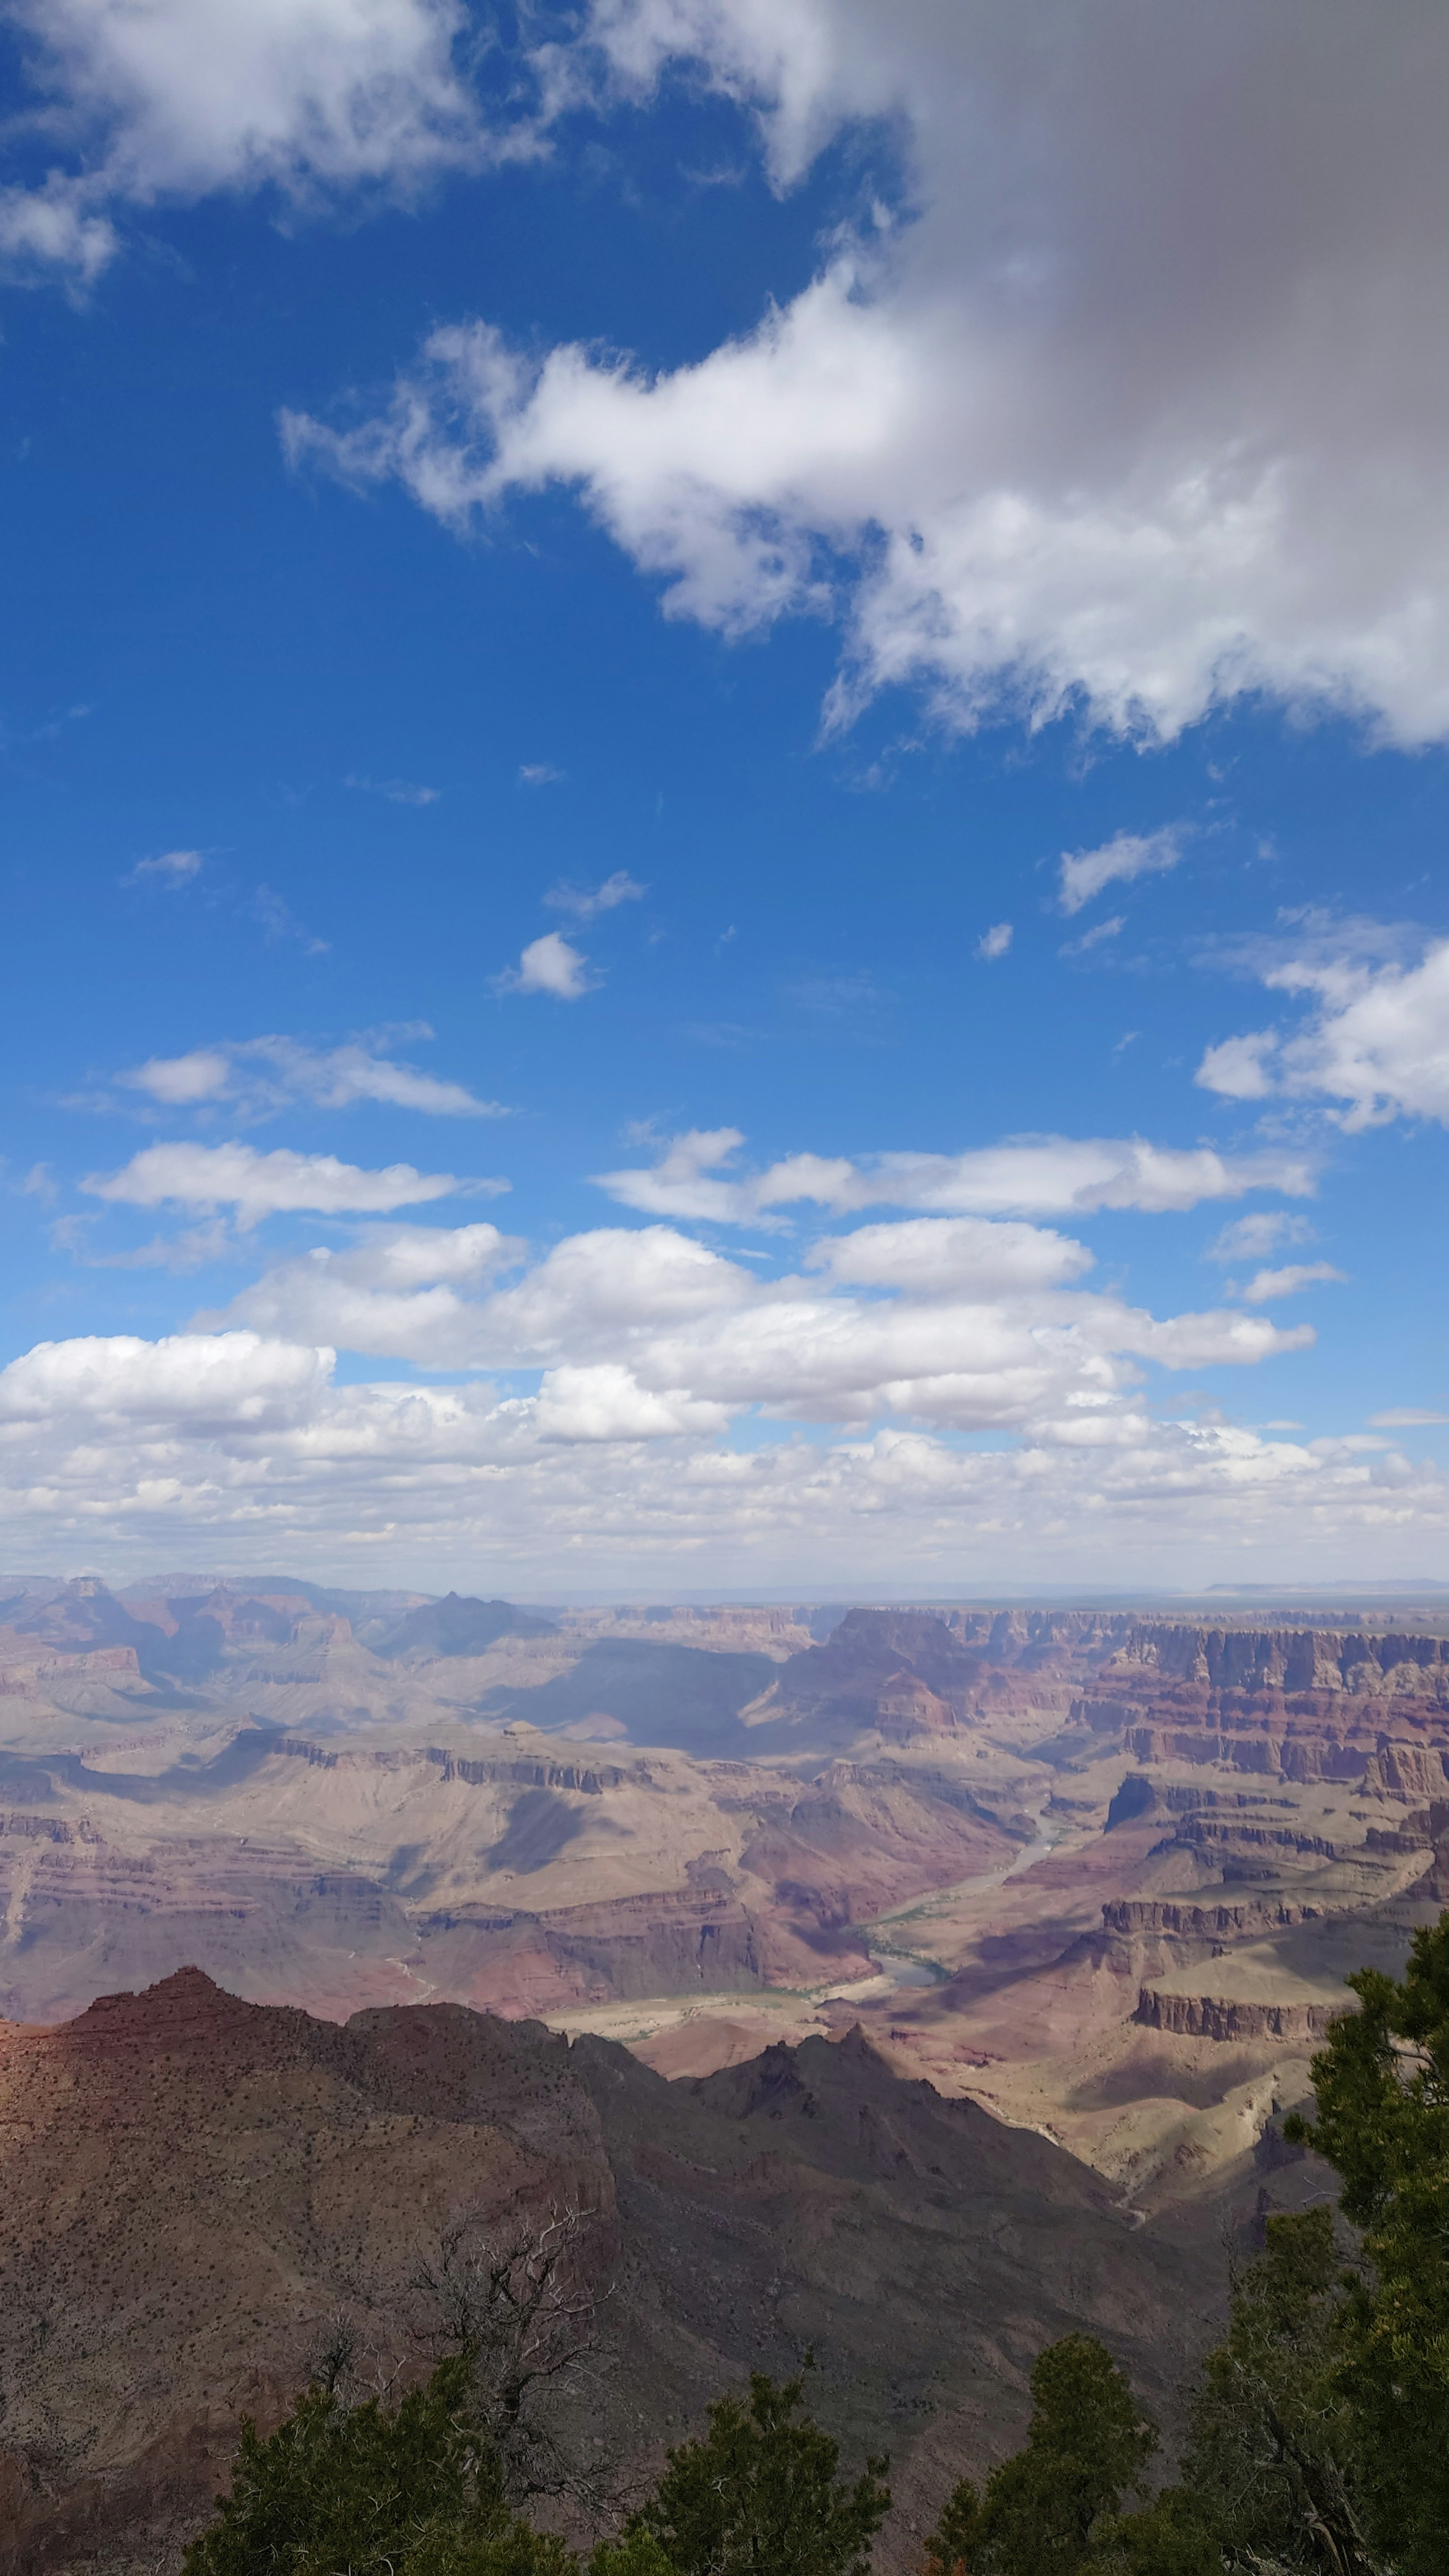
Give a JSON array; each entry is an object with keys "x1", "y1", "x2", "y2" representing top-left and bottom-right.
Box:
[
  {"x1": 52, "y1": 1213, "x2": 239, "y2": 1272},
  {"x1": 83, "y1": 1141, "x2": 502, "y2": 1230},
  {"x1": 114, "y1": 1033, "x2": 506, "y2": 1121},
  {"x1": 594, "y1": 1127, "x2": 1316, "y2": 1226},
  {"x1": 1061, "y1": 914, "x2": 1126, "y2": 957},
  {"x1": 494, "y1": 932, "x2": 597, "y2": 1000},
  {"x1": 346, "y1": 774, "x2": 440, "y2": 806},
  {"x1": 251, "y1": 884, "x2": 329, "y2": 954},
  {"x1": 1197, "y1": 917, "x2": 1449, "y2": 1130},
  {"x1": 543, "y1": 870, "x2": 645, "y2": 920},
  {"x1": 1206, "y1": 1211, "x2": 1316, "y2": 1264},
  {"x1": 1237, "y1": 1261, "x2": 1346, "y2": 1304},
  {"x1": 520, "y1": 763, "x2": 565, "y2": 786},
  {"x1": 975, "y1": 921, "x2": 1012, "y2": 960},
  {"x1": 123, "y1": 848, "x2": 203, "y2": 887},
  {"x1": 1058, "y1": 827, "x2": 1183, "y2": 916},
  {"x1": 0, "y1": 0, "x2": 523, "y2": 294}
]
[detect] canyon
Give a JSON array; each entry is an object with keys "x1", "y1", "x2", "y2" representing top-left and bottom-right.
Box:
[
  {"x1": 0, "y1": 1966, "x2": 1327, "y2": 2574},
  {"x1": 2, "y1": 1574, "x2": 1447, "y2": 2209},
  {"x1": 3, "y1": 1569, "x2": 1446, "y2": 2563}
]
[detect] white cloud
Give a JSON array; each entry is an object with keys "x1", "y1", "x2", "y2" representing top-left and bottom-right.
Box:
[
  {"x1": 1197, "y1": 926, "x2": 1449, "y2": 1129},
  {"x1": 0, "y1": 174, "x2": 116, "y2": 289},
  {"x1": 1371, "y1": 1409, "x2": 1449, "y2": 1430},
  {"x1": 543, "y1": 871, "x2": 646, "y2": 920},
  {"x1": 975, "y1": 921, "x2": 1012, "y2": 961},
  {"x1": 2, "y1": 0, "x2": 523, "y2": 287},
  {"x1": 1195, "y1": 1028, "x2": 1279, "y2": 1102},
  {"x1": 593, "y1": 1127, "x2": 1315, "y2": 1224},
  {"x1": 122, "y1": 1050, "x2": 234, "y2": 1107},
  {"x1": 346, "y1": 774, "x2": 440, "y2": 804},
  {"x1": 1061, "y1": 916, "x2": 1126, "y2": 958},
  {"x1": 200, "y1": 1223, "x2": 523, "y2": 1362},
  {"x1": 0, "y1": 1329, "x2": 332, "y2": 1427},
  {"x1": 494, "y1": 931, "x2": 597, "y2": 999},
  {"x1": 1205, "y1": 1210, "x2": 1315, "y2": 1265},
  {"x1": 83, "y1": 1141, "x2": 484, "y2": 1229},
  {"x1": 115, "y1": 1033, "x2": 504, "y2": 1120},
  {"x1": 288, "y1": 3, "x2": 1449, "y2": 750},
  {"x1": 1058, "y1": 827, "x2": 1182, "y2": 917},
  {"x1": 533, "y1": 1363, "x2": 731, "y2": 1441},
  {"x1": 808, "y1": 1215, "x2": 1091, "y2": 1297},
  {"x1": 250, "y1": 884, "x2": 330, "y2": 954},
  {"x1": 210, "y1": 1202, "x2": 1314, "y2": 1432},
  {"x1": 519, "y1": 763, "x2": 564, "y2": 785},
  {"x1": 1238, "y1": 1262, "x2": 1346, "y2": 1305},
  {"x1": 0, "y1": 1323, "x2": 1439, "y2": 1589},
  {"x1": 124, "y1": 848, "x2": 203, "y2": 886}
]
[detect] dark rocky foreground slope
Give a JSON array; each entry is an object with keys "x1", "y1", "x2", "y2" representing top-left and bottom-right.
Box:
[{"x1": 0, "y1": 1971, "x2": 1327, "y2": 2575}]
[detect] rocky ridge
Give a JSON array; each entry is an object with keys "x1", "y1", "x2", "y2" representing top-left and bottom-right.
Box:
[{"x1": 0, "y1": 1968, "x2": 1314, "y2": 2575}]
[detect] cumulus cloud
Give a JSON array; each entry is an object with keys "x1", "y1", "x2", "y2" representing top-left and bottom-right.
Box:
[
  {"x1": 1, "y1": 0, "x2": 524, "y2": 286},
  {"x1": 1058, "y1": 827, "x2": 1182, "y2": 917},
  {"x1": 82, "y1": 1141, "x2": 486, "y2": 1229},
  {"x1": 593, "y1": 1127, "x2": 1315, "y2": 1224},
  {"x1": 287, "y1": 2, "x2": 1449, "y2": 748},
  {"x1": 0, "y1": 1329, "x2": 332, "y2": 1428},
  {"x1": 0, "y1": 1323, "x2": 1439, "y2": 1588},
  {"x1": 494, "y1": 932, "x2": 597, "y2": 999},
  {"x1": 808, "y1": 1215, "x2": 1091, "y2": 1297},
  {"x1": 209, "y1": 1204, "x2": 1314, "y2": 1429},
  {"x1": 543, "y1": 870, "x2": 646, "y2": 920},
  {"x1": 198, "y1": 1222, "x2": 523, "y2": 1362},
  {"x1": 975, "y1": 921, "x2": 1012, "y2": 961},
  {"x1": 1197, "y1": 924, "x2": 1449, "y2": 1130},
  {"x1": 532, "y1": 1363, "x2": 731, "y2": 1441},
  {"x1": 115, "y1": 1032, "x2": 504, "y2": 1120}
]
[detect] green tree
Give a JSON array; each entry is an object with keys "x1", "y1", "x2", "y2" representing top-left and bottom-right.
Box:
[
  {"x1": 1284, "y1": 1913, "x2": 1449, "y2": 2575},
  {"x1": 1185, "y1": 2207, "x2": 1375, "y2": 2574},
  {"x1": 925, "y1": 2336, "x2": 1156, "y2": 2576},
  {"x1": 1084, "y1": 2210, "x2": 1377, "y2": 2576},
  {"x1": 183, "y1": 2351, "x2": 575, "y2": 2576},
  {"x1": 601, "y1": 2370, "x2": 889, "y2": 2576}
]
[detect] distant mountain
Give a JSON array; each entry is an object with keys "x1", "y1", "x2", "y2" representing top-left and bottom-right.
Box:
[
  {"x1": 741, "y1": 1606, "x2": 987, "y2": 1746},
  {"x1": 0, "y1": 1967, "x2": 1295, "y2": 2572},
  {"x1": 375, "y1": 1591, "x2": 560, "y2": 1660}
]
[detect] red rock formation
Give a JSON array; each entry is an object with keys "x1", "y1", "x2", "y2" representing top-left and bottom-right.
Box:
[{"x1": 1075, "y1": 1626, "x2": 1449, "y2": 1800}]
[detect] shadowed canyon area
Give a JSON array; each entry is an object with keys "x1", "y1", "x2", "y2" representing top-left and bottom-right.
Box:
[{"x1": 3, "y1": 1573, "x2": 1447, "y2": 2564}]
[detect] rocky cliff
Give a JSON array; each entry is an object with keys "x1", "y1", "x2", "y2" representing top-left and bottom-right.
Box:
[
  {"x1": 1076, "y1": 1624, "x2": 1449, "y2": 1799},
  {"x1": 0, "y1": 1970, "x2": 1277, "y2": 2574}
]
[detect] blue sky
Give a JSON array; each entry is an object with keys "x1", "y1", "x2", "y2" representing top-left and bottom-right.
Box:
[{"x1": 3, "y1": 1, "x2": 1448, "y2": 1592}]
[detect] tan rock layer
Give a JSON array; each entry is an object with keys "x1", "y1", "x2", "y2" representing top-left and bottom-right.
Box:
[{"x1": 1134, "y1": 1987, "x2": 1346, "y2": 2043}]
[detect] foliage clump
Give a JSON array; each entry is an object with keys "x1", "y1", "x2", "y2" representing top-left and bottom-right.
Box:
[
  {"x1": 183, "y1": 2351, "x2": 573, "y2": 2576},
  {"x1": 924, "y1": 2334, "x2": 1155, "y2": 2575},
  {"x1": 595, "y1": 2369, "x2": 889, "y2": 2576},
  {"x1": 1282, "y1": 1912, "x2": 1449, "y2": 2575}
]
